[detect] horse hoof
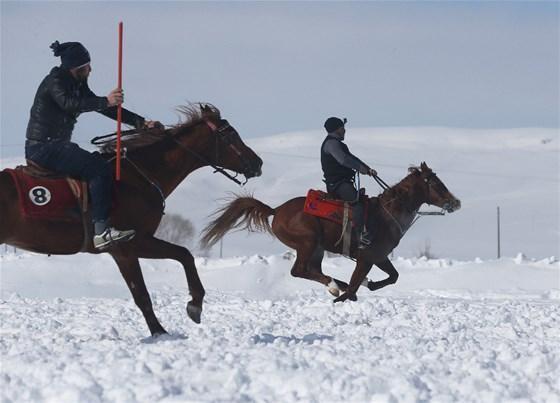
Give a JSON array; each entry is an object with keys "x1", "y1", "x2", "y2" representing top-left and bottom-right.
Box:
[
  {"x1": 186, "y1": 302, "x2": 202, "y2": 324},
  {"x1": 152, "y1": 330, "x2": 168, "y2": 338},
  {"x1": 327, "y1": 280, "x2": 340, "y2": 297},
  {"x1": 328, "y1": 287, "x2": 340, "y2": 297},
  {"x1": 333, "y1": 292, "x2": 357, "y2": 303}
]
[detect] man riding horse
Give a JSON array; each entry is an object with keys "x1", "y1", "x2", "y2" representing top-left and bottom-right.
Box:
[
  {"x1": 321, "y1": 117, "x2": 377, "y2": 248},
  {"x1": 25, "y1": 41, "x2": 160, "y2": 249}
]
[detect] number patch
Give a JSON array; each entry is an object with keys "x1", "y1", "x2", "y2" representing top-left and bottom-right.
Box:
[{"x1": 28, "y1": 186, "x2": 51, "y2": 206}]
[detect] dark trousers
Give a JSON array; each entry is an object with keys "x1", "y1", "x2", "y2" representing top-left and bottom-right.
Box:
[
  {"x1": 25, "y1": 140, "x2": 112, "y2": 224},
  {"x1": 327, "y1": 181, "x2": 366, "y2": 232}
]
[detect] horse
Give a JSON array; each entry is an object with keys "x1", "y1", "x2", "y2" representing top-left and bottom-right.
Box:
[
  {"x1": 201, "y1": 162, "x2": 460, "y2": 302},
  {"x1": 0, "y1": 104, "x2": 263, "y2": 336}
]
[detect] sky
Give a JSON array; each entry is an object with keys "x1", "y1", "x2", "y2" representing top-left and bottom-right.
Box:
[{"x1": 1, "y1": 1, "x2": 558, "y2": 158}]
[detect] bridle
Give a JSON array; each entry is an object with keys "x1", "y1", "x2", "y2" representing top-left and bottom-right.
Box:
[
  {"x1": 199, "y1": 118, "x2": 257, "y2": 185},
  {"x1": 150, "y1": 118, "x2": 257, "y2": 186},
  {"x1": 92, "y1": 118, "x2": 258, "y2": 215},
  {"x1": 373, "y1": 170, "x2": 446, "y2": 236}
]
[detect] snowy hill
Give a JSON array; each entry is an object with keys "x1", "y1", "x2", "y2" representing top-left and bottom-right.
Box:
[
  {"x1": 3, "y1": 127, "x2": 558, "y2": 259},
  {"x1": 170, "y1": 126, "x2": 559, "y2": 260}
]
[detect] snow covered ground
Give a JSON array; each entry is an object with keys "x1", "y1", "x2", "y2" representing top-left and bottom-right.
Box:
[
  {"x1": 1, "y1": 127, "x2": 559, "y2": 402},
  {"x1": 1, "y1": 251, "x2": 559, "y2": 402}
]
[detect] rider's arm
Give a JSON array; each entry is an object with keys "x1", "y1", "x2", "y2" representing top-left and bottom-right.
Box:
[
  {"x1": 97, "y1": 106, "x2": 145, "y2": 129},
  {"x1": 324, "y1": 139, "x2": 371, "y2": 174},
  {"x1": 49, "y1": 76, "x2": 108, "y2": 114},
  {"x1": 85, "y1": 85, "x2": 145, "y2": 128}
]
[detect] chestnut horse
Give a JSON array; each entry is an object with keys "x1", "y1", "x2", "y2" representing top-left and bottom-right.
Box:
[
  {"x1": 0, "y1": 104, "x2": 263, "y2": 336},
  {"x1": 201, "y1": 162, "x2": 460, "y2": 302}
]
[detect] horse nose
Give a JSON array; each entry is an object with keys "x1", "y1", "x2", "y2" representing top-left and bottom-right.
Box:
[
  {"x1": 254, "y1": 158, "x2": 263, "y2": 177},
  {"x1": 246, "y1": 158, "x2": 262, "y2": 178},
  {"x1": 447, "y1": 199, "x2": 461, "y2": 212}
]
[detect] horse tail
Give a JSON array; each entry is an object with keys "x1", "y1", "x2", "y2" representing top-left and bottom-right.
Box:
[{"x1": 200, "y1": 196, "x2": 275, "y2": 249}]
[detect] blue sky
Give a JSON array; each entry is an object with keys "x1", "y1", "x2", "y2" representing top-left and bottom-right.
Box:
[{"x1": 1, "y1": 1, "x2": 558, "y2": 157}]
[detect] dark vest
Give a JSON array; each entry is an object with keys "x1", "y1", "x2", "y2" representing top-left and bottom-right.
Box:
[{"x1": 320, "y1": 136, "x2": 355, "y2": 185}]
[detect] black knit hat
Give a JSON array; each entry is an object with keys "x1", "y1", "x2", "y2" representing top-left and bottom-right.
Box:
[
  {"x1": 324, "y1": 117, "x2": 347, "y2": 133},
  {"x1": 50, "y1": 41, "x2": 90, "y2": 69}
]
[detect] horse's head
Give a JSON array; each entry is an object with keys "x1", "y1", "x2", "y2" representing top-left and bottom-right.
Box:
[
  {"x1": 410, "y1": 162, "x2": 461, "y2": 213},
  {"x1": 200, "y1": 105, "x2": 263, "y2": 181}
]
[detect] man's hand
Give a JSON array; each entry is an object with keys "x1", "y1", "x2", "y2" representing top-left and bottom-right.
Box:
[
  {"x1": 367, "y1": 168, "x2": 377, "y2": 177},
  {"x1": 143, "y1": 120, "x2": 164, "y2": 130},
  {"x1": 107, "y1": 88, "x2": 123, "y2": 107}
]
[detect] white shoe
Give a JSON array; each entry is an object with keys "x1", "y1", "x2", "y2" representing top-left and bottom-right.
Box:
[{"x1": 93, "y1": 227, "x2": 135, "y2": 249}]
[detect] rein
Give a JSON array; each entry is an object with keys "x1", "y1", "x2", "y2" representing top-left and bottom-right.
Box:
[
  {"x1": 92, "y1": 120, "x2": 249, "y2": 186},
  {"x1": 106, "y1": 150, "x2": 166, "y2": 212},
  {"x1": 373, "y1": 172, "x2": 445, "y2": 236},
  {"x1": 169, "y1": 127, "x2": 246, "y2": 186}
]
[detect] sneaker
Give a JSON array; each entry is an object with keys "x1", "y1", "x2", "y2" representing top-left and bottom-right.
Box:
[
  {"x1": 93, "y1": 227, "x2": 136, "y2": 249},
  {"x1": 358, "y1": 230, "x2": 372, "y2": 249}
]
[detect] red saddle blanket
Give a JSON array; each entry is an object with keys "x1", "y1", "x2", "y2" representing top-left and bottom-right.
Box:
[
  {"x1": 5, "y1": 168, "x2": 85, "y2": 222},
  {"x1": 303, "y1": 189, "x2": 367, "y2": 226}
]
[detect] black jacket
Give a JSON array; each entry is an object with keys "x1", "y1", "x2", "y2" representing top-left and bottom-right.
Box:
[
  {"x1": 321, "y1": 134, "x2": 369, "y2": 185},
  {"x1": 26, "y1": 67, "x2": 145, "y2": 142}
]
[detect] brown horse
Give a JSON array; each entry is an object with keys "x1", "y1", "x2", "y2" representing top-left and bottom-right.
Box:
[
  {"x1": 0, "y1": 104, "x2": 263, "y2": 336},
  {"x1": 201, "y1": 162, "x2": 460, "y2": 302}
]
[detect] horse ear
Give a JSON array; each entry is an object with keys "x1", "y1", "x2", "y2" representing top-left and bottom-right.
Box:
[{"x1": 420, "y1": 162, "x2": 428, "y2": 171}]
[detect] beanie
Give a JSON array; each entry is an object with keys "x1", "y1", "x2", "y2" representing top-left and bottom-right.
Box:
[{"x1": 50, "y1": 41, "x2": 90, "y2": 69}]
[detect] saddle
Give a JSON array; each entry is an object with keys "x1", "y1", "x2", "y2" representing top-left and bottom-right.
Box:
[
  {"x1": 303, "y1": 189, "x2": 370, "y2": 256},
  {"x1": 5, "y1": 160, "x2": 88, "y2": 222},
  {"x1": 303, "y1": 189, "x2": 368, "y2": 226}
]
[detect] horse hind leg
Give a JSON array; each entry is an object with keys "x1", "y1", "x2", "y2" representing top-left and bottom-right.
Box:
[
  {"x1": 111, "y1": 251, "x2": 167, "y2": 336},
  {"x1": 290, "y1": 243, "x2": 340, "y2": 294},
  {"x1": 304, "y1": 246, "x2": 349, "y2": 297}
]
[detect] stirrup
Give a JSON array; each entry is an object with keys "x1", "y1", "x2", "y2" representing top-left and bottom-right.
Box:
[
  {"x1": 93, "y1": 227, "x2": 135, "y2": 249},
  {"x1": 358, "y1": 230, "x2": 372, "y2": 249}
]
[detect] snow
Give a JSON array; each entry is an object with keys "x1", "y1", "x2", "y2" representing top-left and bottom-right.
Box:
[
  {"x1": 1, "y1": 127, "x2": 559, "y2": 401},
  {"x1": 1, "y1": 251, "x2": 559, "y2": 402}
]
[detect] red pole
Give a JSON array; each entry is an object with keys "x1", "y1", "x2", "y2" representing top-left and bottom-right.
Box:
[{"x1": 116, "y1": 21, "x2": 123, "y2": 181}]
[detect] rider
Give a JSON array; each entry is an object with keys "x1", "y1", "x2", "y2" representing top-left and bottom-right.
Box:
[
  {"x1": 321, "y1": 117, "x2": 377, "y2": 248},
  {"x1": 25, "y1": 41, "x2": 159, "y2": 249}
]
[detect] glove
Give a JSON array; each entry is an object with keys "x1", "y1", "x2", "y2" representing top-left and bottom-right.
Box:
[
  {"x1": 367, "y1": 168, "x2": 377, "y2": 177},
  {"x1": 143, "y1": 120, "x2": 164, "y2": 130}
]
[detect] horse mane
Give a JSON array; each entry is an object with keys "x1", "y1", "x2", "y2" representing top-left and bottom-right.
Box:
[
  {"x1": 377, "y1": 166, "x2": 422, "y2": 201},
  {"x1": 99, "y1": 103, "x2": 221, "y2": 154}
]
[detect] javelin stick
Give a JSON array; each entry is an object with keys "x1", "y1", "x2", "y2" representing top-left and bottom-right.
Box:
[{"x1": 116, "y1": 21, "x2": 123, "y2": 181}]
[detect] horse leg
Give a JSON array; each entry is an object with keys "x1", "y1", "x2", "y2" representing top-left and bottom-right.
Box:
[
  {"x1": 333, "y1": 256, "x2": 374, "y2": 303},
  {"x1": 111, "y1": 252, "x2": 167, "y2": 336},
  {"x1": 133, "y1": 236, "x2": 205, "y2": 325},
  {"x1": 366, "y1": 257, "x2": 399, "y2": 292},
  {"x1": 290, "y1": 243, "x2": 334, "y2": 289},
  {"x1": 305, "y1": 247, "x2": 349, "y2": 296}
]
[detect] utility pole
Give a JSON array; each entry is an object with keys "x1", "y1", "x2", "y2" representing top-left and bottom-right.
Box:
[{"x1": 497, "y1": 206, "x2": 501, "y2": 259}]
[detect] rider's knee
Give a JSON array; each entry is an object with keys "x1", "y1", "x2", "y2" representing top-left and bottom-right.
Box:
[{"x1": 84, "y1": 156, "x2": 111, "y2": 181}]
